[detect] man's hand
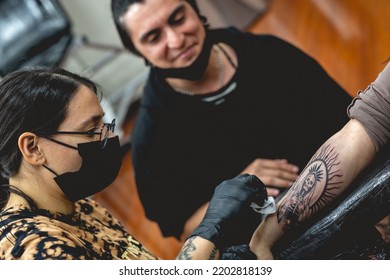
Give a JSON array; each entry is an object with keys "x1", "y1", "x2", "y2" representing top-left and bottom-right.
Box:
[{"x1": 242, "y1": 158, "x2": 299, "y2": 196}]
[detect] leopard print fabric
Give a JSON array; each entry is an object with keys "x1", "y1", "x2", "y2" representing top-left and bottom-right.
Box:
[{"x1": 0, "y1": 199, "x2": 157, "y2": 260}]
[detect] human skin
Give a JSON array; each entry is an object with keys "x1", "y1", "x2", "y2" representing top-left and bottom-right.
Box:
[{"x1": 250, "y1": 119, "x2": 376, "y2": 259}]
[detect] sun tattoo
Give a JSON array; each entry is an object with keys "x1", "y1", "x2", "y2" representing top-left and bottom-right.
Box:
[{"x1": 277, "y1": 144, "x2": 343, "y2": 231}]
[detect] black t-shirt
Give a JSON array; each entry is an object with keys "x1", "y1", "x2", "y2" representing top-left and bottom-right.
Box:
[{"x1": 132, "y1": 28, "x2": 352, "y2": 238}]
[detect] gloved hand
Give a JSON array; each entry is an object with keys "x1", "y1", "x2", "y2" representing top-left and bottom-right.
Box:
[
  {"x1": 221, "y1": 244, "x2": 257, "y2": 260},
  {"x1": 189, "y1": 174, "x2": 267, "y2": 250}
]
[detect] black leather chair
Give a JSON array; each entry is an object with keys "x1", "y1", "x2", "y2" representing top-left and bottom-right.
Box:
[{"x1": 0, "y1": 0, "x2": 72, "y2": 76}]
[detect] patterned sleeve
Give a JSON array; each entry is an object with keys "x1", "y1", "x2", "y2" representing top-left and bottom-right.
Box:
[{"x1": 348, "y1": 62, "x2": 390, "y2": 152}]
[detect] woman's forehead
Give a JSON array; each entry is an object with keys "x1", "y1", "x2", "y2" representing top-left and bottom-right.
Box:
[{"x1": 60, "y1": 85, "x2": 103, "y2": 129}]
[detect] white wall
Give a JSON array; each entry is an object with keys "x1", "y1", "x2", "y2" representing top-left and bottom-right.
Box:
[
  {"x1": 59, "y1": 0, "x2": 121, "y2": 46},
  {"x1": 58, "y1": 0, "x2": 148, "y2": 137}
]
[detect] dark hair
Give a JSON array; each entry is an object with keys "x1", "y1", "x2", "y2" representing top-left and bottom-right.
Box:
[
  {"x1": 111, "y1": 0, "x2": 208, "y2": 56},
  {"x1": 0, "y1": 67, "x2": 99, "y2": 180}
]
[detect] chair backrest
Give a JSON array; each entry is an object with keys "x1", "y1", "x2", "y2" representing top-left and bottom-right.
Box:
[{"x1": 0, "y1": 0, "x2": 72, "y2": 76}]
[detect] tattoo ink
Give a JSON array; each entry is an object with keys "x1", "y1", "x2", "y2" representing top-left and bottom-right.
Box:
[
  {"x1": 177, "y1": 237, "x2": 197, "y2": 260},
  {"x1": 277, "y1": 144, "x2": 343, "y2": 231},
  {"x1": 209, "y1": 246, "x2": 218, "y2": 260}
]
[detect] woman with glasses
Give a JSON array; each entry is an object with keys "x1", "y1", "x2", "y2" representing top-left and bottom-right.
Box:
[{"x1": 0, "y1": 67, "x2": 267, "y2": 259}]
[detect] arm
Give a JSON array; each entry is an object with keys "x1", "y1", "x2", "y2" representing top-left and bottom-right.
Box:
[
  {"x1": 250, "y1": 119, "x2": 375, "y2": 259},
  {"x1": 177, "y1": 237, "x2": 257, "y2": 260},
  {"x1": 180, "y1": 202, "x2": 208, "y2": 242},
  {"x1": 177, "y1": 236, "x2": 219, "y2": 260},
  {"x1": 250, "y1": 61, "x2": 390, "y2": 259}
]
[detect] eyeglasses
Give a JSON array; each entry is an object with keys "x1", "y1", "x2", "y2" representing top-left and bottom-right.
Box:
[{"x1": 39, "y1": 119, "x2": 116, "y2": 149}]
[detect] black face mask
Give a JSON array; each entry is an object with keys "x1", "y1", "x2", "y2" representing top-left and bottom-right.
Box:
[
  {"x1": 153, "y1": 30, "x2": 214, "y2": 80},
  {"x1": 44, "y1": 136, "x2": 121, "y2": 202}
]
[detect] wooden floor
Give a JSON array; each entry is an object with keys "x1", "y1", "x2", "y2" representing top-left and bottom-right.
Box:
[{"x1": 93, "y1": 0, "x2": 390, "y2": 259}]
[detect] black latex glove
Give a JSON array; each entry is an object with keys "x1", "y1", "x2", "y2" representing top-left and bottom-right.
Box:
[
  {"x1": 189, "y1": 174, "x2": 267, "y2": 250},
  {"x1": 221, "y1": 244, "x2": 257, "y2": 260}
]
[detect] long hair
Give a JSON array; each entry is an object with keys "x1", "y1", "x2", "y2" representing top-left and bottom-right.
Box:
[{"x1": 0, "y1": 67, "x2": 98, "y2": 180}]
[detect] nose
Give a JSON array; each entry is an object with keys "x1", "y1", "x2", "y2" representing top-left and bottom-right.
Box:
[{"x1": 166, "y1": 27, "x2": 184, "y2": 49}]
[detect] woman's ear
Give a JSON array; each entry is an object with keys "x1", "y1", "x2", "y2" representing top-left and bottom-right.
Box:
[{"x1": 18, "y1": 132, "x2": 45, "y2": 166}]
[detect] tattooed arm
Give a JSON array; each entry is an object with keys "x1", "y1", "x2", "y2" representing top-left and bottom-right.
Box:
[
  {"x1": 177, "y1": 237, "x2": 219, "y2": 260},
  {"x1": 249, "y1": 119, "x2": 376, "y2": 259}
]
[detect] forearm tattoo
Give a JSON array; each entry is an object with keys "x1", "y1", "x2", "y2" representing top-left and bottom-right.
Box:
[
  {"x1": 177, "y1": 237, "x2": 197, "y2": 260},
  {"x1": 277, "y1": 144, "x2": 343, "y2": 232},
  {"x1": 176, "y1": 237, "x2": 219, "y2": 260},
  {"x1": 209, "y1": 246, "x2": 218, "y2": 260}
]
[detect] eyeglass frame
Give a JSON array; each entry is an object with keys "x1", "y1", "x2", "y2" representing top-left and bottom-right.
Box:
[{"x1": 37, "y1": 119, "x2": 116, "y2": 150}]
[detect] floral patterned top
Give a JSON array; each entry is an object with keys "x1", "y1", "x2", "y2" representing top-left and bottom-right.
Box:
[{"x1": 0, "y1": 199, "x2": 157, "y2": 260}]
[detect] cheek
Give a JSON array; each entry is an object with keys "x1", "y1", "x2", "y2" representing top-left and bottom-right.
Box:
[
  {"x1": 54, "y1": 149, "x2": 82, "y2": 173},
  {"x1": 133, "y1": 41, "x2": 165, "y2": 64},
  {"x1": 149, "y1": 45, "x2": 166, "y2": 61},
  {"x1": 185, "y1": 18, "x2": 205, "y2": 39},
  {"x1": 67, "y1": 152, "x2": 83, "y2": 172}
]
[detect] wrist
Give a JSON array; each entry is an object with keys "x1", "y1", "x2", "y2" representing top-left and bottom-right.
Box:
[
  {"x1": 178, "y1": 236, "x2": 220, "y2": 260},
  {"x1": 189, "y1": 222, "x2": 223, "y2": 249},
  {"x1": 249, "y1": 214, "x2": 279, "y2": 256}
]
